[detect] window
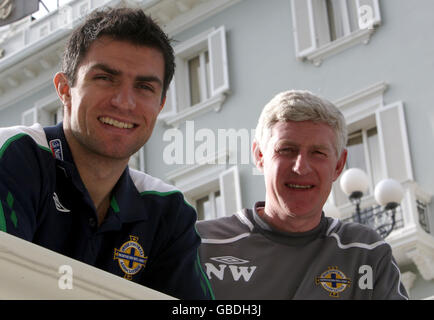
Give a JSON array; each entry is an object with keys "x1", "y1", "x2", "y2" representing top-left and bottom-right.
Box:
[
  {"x1": 333, "y1": 126, "x2": 382, "y2": 206},
  {"x1": 329, "y1": 82, "x2": 413, "y2": 208},
  {"x1": 195, "y1": 190, "x2": 224, "y2": 221},
  {"x1": 159, "y1": 26, "x2": 230, "y2": 127},
  {"x1": 290, "y1": 0, "x2": 381, "y2": 65},
  {"x1": 325, "y1": 0, "x2": 360, "y2": 41},
  {"x1": 346, "y1": 127, "x2": 381, "y2": 186},
  {"x1": 166, "y1": 160, "x2": 242, "y2": 221},
  {"x1": 22, "y1": 93, "x2": 62, "y2": 126},
  {"x1": 190, "y1": 166, "x2": 242, "y2": 221},
  {"x1": 188, "y1": 50, "x2": 211, "y2": 107}
]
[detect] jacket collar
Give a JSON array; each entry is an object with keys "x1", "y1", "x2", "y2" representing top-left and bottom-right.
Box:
[
  {"x1": 43, "y1": 123, "x2": 148, "y2": 232},
  {"x1": 110, "y1": 168, "x2": 150, "y2": 224}
]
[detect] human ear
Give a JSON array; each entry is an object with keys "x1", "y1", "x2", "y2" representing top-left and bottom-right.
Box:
[
  {"x1": 53, "y1": 72, "x2": 72, "y2": 109},
  {"x1": 159, "y1": 95, "x2": 166, "y2": 112},
  {"x1": 333, "y1": 149, "x2": 348, "y2": 181},
  {"x1": 252, "y1": 140, "x2": 264, "y2": 172}
]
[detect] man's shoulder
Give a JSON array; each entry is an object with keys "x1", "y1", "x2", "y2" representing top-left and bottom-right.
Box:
[
  {"x1": 0, "y1": 123, "x2": 49, "y2": 154},
  {"x1": 325, "y1": 217, "x2": 389, "y2": 250},
  {"x1": 196, "y1": 209, "x2": 253, "y2": 243},
  {"x1": 129, "y1": 168, "x2": 177, "y2": 193},
  {"x1": 128, "y1": 168, "x2": 188, "y2": 203}
]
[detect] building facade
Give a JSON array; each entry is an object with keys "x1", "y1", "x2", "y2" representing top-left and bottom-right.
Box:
[{"x1": 0, "y1": 0, "x2": 433, "y2": 299}]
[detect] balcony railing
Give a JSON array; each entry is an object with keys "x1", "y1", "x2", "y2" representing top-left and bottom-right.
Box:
[
  {"x1": 0, "y1": 231, "x2": 175, "y2": 299},
  {"x1": 342, "y1": 204, "x2": 405, "y2": 238},
  {"x1": 335, "y1": 181, "x2": 434, "y2": 284}
]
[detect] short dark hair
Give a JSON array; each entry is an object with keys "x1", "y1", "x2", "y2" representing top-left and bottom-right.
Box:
[{"x1": 61, "y1": 7, "x2": 175, "y2": 100}]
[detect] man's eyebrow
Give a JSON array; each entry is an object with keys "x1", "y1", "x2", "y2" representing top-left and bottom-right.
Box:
[
  {"x1": 135, "y1": 75, "x2": 163, "y2": 88},
  {"x1": 89, "y1": 63, "x2": 121, "y2": 75},
  {"x1": 89, "y1": 63, "x2": 163, "y2": 87},
  {"x1": 311, "y1": 144, "x2": 332, "y2": 151},
  {"x1": 276, "y1": 140, "x2": 333, "y2": 151}
]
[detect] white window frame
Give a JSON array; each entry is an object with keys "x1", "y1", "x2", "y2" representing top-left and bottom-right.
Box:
[
  {"x1": 159, "y1": 26, "x2": 230, "y2": 127},
  {"x1": 21, "y1": 93, "x2": 63, "y2": 126},
  {"x1": 193, "y1": 189, "x2": 223, "y2": 221},
  {"x1": 186, "y1": 49, "x2": 210, "y2": 107},
  {"x1": 165, "y1": 151, "x2": 242, "y2": 220},
  {"x1": 345, "y1": 126, "x2": 380, "y2": 193},
  {"x1": 290, "y1": 0, "x2": 381, "y2": 66},
  {"x1": 328, "y1": 82, "x2": 414, "y2": 214},
  {"x1": 333, "y1": 123, "x2": 381, "y2": 208}
]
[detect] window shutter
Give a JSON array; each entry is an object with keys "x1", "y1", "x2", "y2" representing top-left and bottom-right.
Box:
[
  {"x1": 376, "y1": 102, "x2": 413, "y2": 183},
  {"x1": 22, "y1": 108, "x2": 38, "y2": 126},
  {"x1": 355, "y1": 0, "x2": 381, "y2": 29},
  {"x1": 159, "y1": 80, "x2": 177, "y2": 118},
  {"x1": 219, "y1": 166, "x2": 242, "y2": 217},
  {"x1": 208, "y1": 26, "x2": 229, "y2": 97},
  {"x1": 290, "y1": 0, "x2": 317, "y2": 57},
  {"x1": 310, "y1": 0, "x2": 331, "y2": 46}
]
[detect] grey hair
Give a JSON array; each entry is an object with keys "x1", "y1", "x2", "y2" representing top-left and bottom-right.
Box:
[{"x1": 255, "y1": 90, "x2": 348, "y2": 156}]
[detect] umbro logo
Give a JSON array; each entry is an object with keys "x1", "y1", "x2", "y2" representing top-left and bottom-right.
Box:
[
  {"x1": 210, "y1": 256, "x2": 249, "y2": 265},
  {"x1": 53, "y1": 192, "x2": 70, "y2": 213}
]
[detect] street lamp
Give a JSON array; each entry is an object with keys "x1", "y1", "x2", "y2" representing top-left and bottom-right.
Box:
[{"x1": 339, "y1": 168, "x2": 404, "y2": 238}]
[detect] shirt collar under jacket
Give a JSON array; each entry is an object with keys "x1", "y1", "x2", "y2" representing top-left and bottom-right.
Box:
[
  {"x1": 251, "y1": 201, "x2": 328, "y2": 246},
  {"x1": 43, "y1": 122, "x2": 149, "y2": 230}
]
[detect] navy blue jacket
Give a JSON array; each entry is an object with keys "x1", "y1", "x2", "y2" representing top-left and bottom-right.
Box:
[{"x1": 0, "y1": 122, "x2": 213, "y2": 300}]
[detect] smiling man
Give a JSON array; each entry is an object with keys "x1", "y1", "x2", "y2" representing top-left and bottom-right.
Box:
[
  {"x1": 197, "y1": 90, "x2": 408, "y2": 300},
  {"x1": 0, "y1": 8, "x2": 212, "y2": 300}
]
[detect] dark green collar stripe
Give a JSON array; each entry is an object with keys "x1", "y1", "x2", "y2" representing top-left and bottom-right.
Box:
[
  {"x1": 196, "y1": 250, "x2": 215, "y2": 300},
  {"x1": 140, "y1": 190, "x2": 195, "y2": 210},
  {"x1": 0, "y1": 133, "x2": 27, "y2": 159},
  {"x1": 140, "y1": 190, "x2": 181, "y2": 197},
  {"x1": 110, "y1": 196, "x2": 120, "y2": 213},
  {"x1": 6, "y1": 191, "x2": 14, "y2": 209},
  {"x1": 0, "y1": 133, "x2": 51, "y2": 159},
  {"x1": 0, "y1": 202, "x2": 6, "y2": 232}
]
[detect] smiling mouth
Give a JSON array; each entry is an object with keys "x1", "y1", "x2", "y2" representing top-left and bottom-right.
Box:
[
  {"x1": 98, "y1": 117, "x2": 135, "y2": 129},
  {"x1": 285, "y1": 183, "x2": 314, "y2": 190}
]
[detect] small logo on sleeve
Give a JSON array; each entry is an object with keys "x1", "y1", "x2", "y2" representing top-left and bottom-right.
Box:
[{"x1": 49, "y1": 139, "x2": 64, "y2": 160}]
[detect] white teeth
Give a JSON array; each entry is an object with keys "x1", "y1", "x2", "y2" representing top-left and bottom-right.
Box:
[
  {"x1": 99, "y1": 117, "x2": 134, "y2": 129},
  {"x1": 287, "y1": 184, "x2": 313, "y2": 189}
]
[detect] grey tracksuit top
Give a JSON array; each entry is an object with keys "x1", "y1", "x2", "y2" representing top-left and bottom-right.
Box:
[{"x1": 197, "y1": 202, "x2": 408, "y2": 300}]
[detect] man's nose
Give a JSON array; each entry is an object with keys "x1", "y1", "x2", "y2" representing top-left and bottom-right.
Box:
[
  {"x1": 111, "y1": 84, "x2": 136, "y2": 110},
  {"x1": 292, "y1": 153, "x2": 312, "y2": 175}
]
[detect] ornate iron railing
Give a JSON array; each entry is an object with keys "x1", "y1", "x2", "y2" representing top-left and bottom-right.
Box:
[{"x1": 342, "y1": 204, "x2": 404, "y2": 238}]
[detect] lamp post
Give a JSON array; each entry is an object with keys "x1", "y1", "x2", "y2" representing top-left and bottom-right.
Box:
[{"x1": 339, "y1": 168, "x2": 404, "y2": 238}]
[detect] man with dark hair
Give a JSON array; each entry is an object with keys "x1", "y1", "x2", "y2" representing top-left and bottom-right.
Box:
[{"x1": 0, "y1": 7, "x2": 213, "y2": 300}]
